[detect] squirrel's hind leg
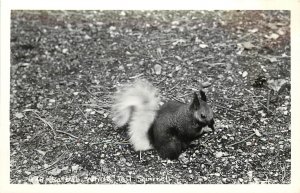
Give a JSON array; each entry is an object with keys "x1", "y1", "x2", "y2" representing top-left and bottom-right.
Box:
[{"x1": 157, "y1": 139, "x2": 184, "y2": 160}]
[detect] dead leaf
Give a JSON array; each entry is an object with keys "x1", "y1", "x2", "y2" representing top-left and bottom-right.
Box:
[
  {"x1": 171, "y1": 21, "x2": 180, "y2": 25},
  {"x1": 61, "y1": 166, "x2": 69, "y2": 171},
  {"x1": 36, "y1": 149, "x2": 46, "y2": 156},
  {"x1": 226, "y1": 63, "x2": 232, "y2": 70},
  {"x1": 199, "y1": 44, "x2": 208, "y2": 48},
  {"x1": 265, "y1": 33, "x2": 280, "y2": 40},
  {"x1": 270, "y1": 33, "x2": 280, "y2": 40},
  {"x1": 30, "y1": 176, "x2": 41, "y2": 184},
  {"x1": 277, "y1": 29, "x2": 285, "y2": 35},
  {"x1": 268, "y1": 57, "x2": 277, "y2": 63},
  {"x1": 241, "y1": 42, "x2": 255, "y2": 50},
  {"x1": 48, "y1": 168, "x2": 62, "y2": 176},
  {"x1": 247, "y1": 171, "x2": 253, "y2": 180},
  {"x1": 253, "y1": 129, "x2": 262, "y2": 137},
  {"x1": 202, "y1": 82, "x2": 211, "y2": 88},
  {"x1": 20, "y1": 63, "x2": 30, "y2": 67},
  {"x1": 109, "y1": 26, "x2": 116, "y2": 31},
  {"x1": 120, "y1": 11, "x2": 126, "y2": 16},
  {"x1": 71, "y1": 164, "x2": 79, "y2": 172},
  {"x1": 267, "y1": 23, "x2": 277, "y2": 30},
  {"x1": 24, "y1": 171, "x2": 32, "y2": 176},
  {"x1": 248, "y1": 28, "x2": 258, "y2": 33},
  {"x1": 214, "y1": 151, "x2": 228, "y2": 158},
  {"x1": 267, "y1": 79, "x2": 288, "y2": 92},
  {"x1": 175, "y1": 66, "x2": 181, "y2": 71},
  {"x1": 175, "y1": 56, "x2": 182, "y2": 61},
  {"x1": 276, "y1": 22, "x2": 287, "y2": 27},
  {"x1": 15, "y1": 112, "x2": 24, "y2": 119},
  {"x1": 157, "y1": 47, "x2": 162, "y2": 57},
  {"x1": 179, "y1": 153, "x2": 189, "y2": 164},
  {"x1": 154, "y1": 64, "x2": 162, "y2": 75},
  {"x1": 172, "y1": 39, "x2": 186, "y2": 46}
]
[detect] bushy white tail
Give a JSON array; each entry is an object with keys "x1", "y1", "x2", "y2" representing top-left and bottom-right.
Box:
[{"x1": 111, "y1": 79, "x2": 160, "y2": 151}]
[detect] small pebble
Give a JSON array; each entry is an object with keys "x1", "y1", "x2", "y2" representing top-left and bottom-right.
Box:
[
  {"x1": 49, "y1": 99, "x2": 55, "y2": 103},
  {"x1": 242, "y1": 71, "x2": 248, "y2": 77},
  {"x1": 154, "y1": 64, "x2": 162, "y2": 75},
  {"x1": 62, "y1": 48, "x2": 68, "y2": 53},
  {"x1": 84, "y1": 34, "x2": 91, "y2": 40}
]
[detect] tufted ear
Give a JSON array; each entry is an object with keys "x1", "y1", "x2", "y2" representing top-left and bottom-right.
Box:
[
  {"x1": 199, "y1": 90, "x2": 207, "y2": 102},
  {"x1": 190, "y1": 92, "x2": 200, "y2": 110}
]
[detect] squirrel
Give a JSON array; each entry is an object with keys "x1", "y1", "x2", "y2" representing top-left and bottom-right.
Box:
[{"x1": 111, "y1": 79, "x2": 214, "y2": 160}]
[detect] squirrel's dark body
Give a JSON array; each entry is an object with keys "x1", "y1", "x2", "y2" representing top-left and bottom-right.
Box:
[
  {"x1": 149, "y1": 100, "x2": 214, "y2": 159},
  {"x1": 111, "y1": 79, "x2": 214, "y2": 160}
]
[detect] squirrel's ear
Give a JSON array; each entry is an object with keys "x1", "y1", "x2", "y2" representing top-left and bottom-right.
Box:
[
  {"x1": 199, "y1": 90, "x2": 207, "y2": 102},
  {"x1": 190, "y1": 92, "x2": 200, "y2": 110}
]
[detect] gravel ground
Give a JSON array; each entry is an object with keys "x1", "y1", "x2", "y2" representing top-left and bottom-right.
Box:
[{"x1": 10, "y1": 10, "x2": 290, "y2": 184}]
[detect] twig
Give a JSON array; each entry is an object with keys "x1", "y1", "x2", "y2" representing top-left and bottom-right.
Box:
[
  {"x1": 129, "y1": 73, "x2": 144, "y2": 79},
  {"x1": 177, "y1": 92, "x2": 192, "y2": 98},
  {"x1": 186, "y1": 87, "x2": 199, "y2": 91},
  {"x1": 245, "y1": 89, "x2": 274, "y2": 114},
  {"x1": 76, "y1": 104, "x2": 88, "y2": 120},
  {"x1": 258, "y1": 101, "x2": 274, "y2": 114},
  {"x1": 81, "y1": 103, "x2": 111, "y2": 109},
  {"x1": 172, "y1": 97, "x2": 185, "y2": 103},
  {"x1": 24, "y1": 109, "x2": 57, "y2": 137},
  {"x1": 267, "y1": 90, "x2": 271, "y2": 112},
  {"x1": 155, "y1": 77, "x2": 168, "y2": 86},
  {"x1": 244, "y1": 88, "x2": 255, "y2": 95},
  {"x1": 239, "y1": 33, "x2": 252, "y2": 40},
  {"x1": 84, "y1": 86, "x2": 101, "y2": 100},
  {"x1": 266, "y1": 130, "x2": 289, "y2": 136},
  {"x1": 35, "y1": 152, "x2": 67, "y2": 173},
  {"x1": 90, "y1": 140, "x2": 130, "y2": 145},
  {"x1": 259, "y1": 54, "x2": 290, "y2": 59},
  {"x1": 224, "y1": 96, "x2": 242, "y2": 101},
  {"x1": 115, "y1": 141, "x2": 131, "y2": 145},
  {"x1": 214, "y1": 103, "x2": 244, "y2": 112},
  {"x1": 56, "y1": 129, "x2": 79, "y2": 139},
  {"x1": 92, "y1": 91, "x2": 113, "y2": 94},
  {"x1": 139, "y1": 151, "x2": 142, "y2": 161},
  {"x1": 169, "y1": 82, "x2": 181, "y2": 91},
  {"x1": 227, "y1": 133, "x2": 256, "y2": 147},
  {"x1": 208, "y1": 62, "x2": 227, "y2": 66},
  {"x1": 281, "y1": 163, "x2": 286, "y2": 183}
]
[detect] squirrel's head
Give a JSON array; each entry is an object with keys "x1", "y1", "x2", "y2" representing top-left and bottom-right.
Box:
[{"x1": 189, "y1": 90, "x2": 214, "y2": 132}]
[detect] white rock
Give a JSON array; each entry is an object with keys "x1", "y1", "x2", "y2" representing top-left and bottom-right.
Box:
[
  {"x1": 62, "y1": 48, "x2": 68, "y2": 53},
  {"x1": 154, "y1": 64, "x2": 162, "y2": 75},
  {"x1": 49, "y1": 99, "x2": 56, "y2": 103},
  {"x1": 242, "y1": 71, "x2": 248, "y2": 78},
  {"x1": 84, "y1": 34, "x2": 91, "y2": 40}
]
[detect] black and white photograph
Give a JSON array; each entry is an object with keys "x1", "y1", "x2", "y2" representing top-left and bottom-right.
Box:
[
  {"x1": 1, "y1": 1, "x2": 300, "y2": 192},
  {"x1": 8, "y1": 9, "x2": 292, "y2": 184}
]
